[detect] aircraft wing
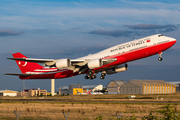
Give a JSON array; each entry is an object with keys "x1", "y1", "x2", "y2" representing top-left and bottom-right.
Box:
[
  {"x1": 7, "y1": 56, "x2": 117, "y2": 73},
  {"x1": 3, "y1": 73, "x2": 35, "y2": 76},
  {"x1": 7, "y1": 57, "x2": 115, "y2": 64},
  {"x1": 7, "y1": 57, "x2": 86, "y2": 64},
  {"x1": 7, "y1": 56, "x2": 116, "y2": 64}
]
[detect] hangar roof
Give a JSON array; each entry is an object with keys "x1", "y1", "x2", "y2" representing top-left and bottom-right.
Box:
[
  {"x1": 107, "y1": 80, "x2": 126, "y2": 87},
  {"x1": 129, "y1": 79, "x2": 173, "y2": 85},
  {"x1": 0, "y1": 90, "x2": 18, "y2": 93}
]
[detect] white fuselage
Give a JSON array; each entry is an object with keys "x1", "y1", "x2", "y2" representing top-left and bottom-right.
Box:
[{"x1": 79, "y1": 34, "x2": 176, "y2": 60}]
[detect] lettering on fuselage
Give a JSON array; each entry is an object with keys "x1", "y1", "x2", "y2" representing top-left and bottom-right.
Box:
[{"x1": 110, "y1": 38, "x2": 150, "y2": 52}]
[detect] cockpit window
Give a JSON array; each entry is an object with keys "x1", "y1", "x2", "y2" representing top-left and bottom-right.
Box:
[{"x1": 158, "y1": 34, "x2": 163, "y2": 37}]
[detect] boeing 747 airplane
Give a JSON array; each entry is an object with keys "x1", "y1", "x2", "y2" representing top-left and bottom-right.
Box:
[{"x1": 4, "y1": 34, "x2": 176, "y2": 80}]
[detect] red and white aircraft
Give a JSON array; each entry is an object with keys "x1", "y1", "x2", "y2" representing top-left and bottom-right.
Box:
[{"x1": 4, "y1": 34, "x2": 176, "y2": 80}]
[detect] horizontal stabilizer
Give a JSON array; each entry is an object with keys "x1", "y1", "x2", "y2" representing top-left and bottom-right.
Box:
[
  {"x1": 3, "y1": 73, "x2": 35, "y2": 76},
  {"x1": 7, "y1": 58, "x2": 54, "y2": 63}
]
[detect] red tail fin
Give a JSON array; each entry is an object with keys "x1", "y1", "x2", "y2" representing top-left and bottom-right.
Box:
[{"x1": 13, "y1": 52, "x2": 43, "y2": 73}]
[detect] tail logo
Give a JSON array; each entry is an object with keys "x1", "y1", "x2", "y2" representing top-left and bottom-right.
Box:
[
  {"x1": 18, "y1": 61, "x2": 27, "y2": 66},
  {"x1": 18, "y1": 57, "x2": 27, "y2": 67}
]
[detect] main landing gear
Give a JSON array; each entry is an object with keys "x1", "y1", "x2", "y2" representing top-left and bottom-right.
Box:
[
  {"x1": 158, "y1": 52, "x2": 163, "y2": 61},
  {"x1": 84, "y1": 71, "x2": 107, "y2": 80},
  {"x1": 84, "y1": 71, "x2": 97, "y2": 80},
  {"x1": 100, "y1": 71, "x2": 106, "y2": 79}
]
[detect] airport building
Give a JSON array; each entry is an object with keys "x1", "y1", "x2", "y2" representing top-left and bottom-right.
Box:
[
  {"x1": 68, "y1": 84, "x2": 83, "y2": 95},
  {"x1": 176, "y1": 84, "x2": 180, "y2": 92},
  {"x1": 59, "y1": 84, "x2": 103, "y2": 95},
  {"x1": 17, "y1": 89, "x2": 47, "y2": 96},
  {"x1": 120, "y1": 79, "x2": 176, "y2": 94},
  {"x1": 28, "y1": 89, "x2": 47, "y2": 96},
  {"x1": 0, "y1": 90, "x2": 18, "y2": 97},
  {"x1": 169, "y1": 82, "x2": 180, "y2": 92},
  {"x1": 106, "y1": 80, "x2": 126, "y2": 94},
  {"x1": 59, "y1": 86, "x2": 68, "y2": 95}
]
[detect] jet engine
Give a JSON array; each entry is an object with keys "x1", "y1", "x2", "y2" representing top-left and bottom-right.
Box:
[
  {"x1": 87, "y1": 59, "x2": 103, "y2": 69},
  {"x1": 106, "y1": 63, "x2": 128, "y2": 75},
  {"x1": 55, "y1": 59, "x2": 71, "y2": 69}
]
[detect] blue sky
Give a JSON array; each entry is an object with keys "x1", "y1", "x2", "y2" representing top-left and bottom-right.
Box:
[{"x1": 0, "y1": 0, "x2": 180, "y2": 91}]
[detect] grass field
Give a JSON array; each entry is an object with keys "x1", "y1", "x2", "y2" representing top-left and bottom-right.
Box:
[
  {"x1": 0, "y1": 92, "x2": 180, "y2": 120},
  {"x1": 46, "y1": 92, "x2": 180, "y2": 101}
]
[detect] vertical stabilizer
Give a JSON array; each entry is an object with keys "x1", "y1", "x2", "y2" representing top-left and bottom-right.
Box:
[{"x1": 12, "y1": 52, "x2": 43, "y2": 73}]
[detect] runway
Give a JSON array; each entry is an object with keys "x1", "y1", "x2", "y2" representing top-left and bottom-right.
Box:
[{"x1": 0, "y1": 98, "x2": 180, "y2": 104}]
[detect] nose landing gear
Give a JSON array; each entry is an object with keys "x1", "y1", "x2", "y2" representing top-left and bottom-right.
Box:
[
  {"x1": 158, "y1": 52, "x2": 163, "y2": 61},
  {"x1": 158, "y1": 57, "x2": 163, "y2": 61}
]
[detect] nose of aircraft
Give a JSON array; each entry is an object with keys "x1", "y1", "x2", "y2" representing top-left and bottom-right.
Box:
[
  {"x1": 172, "y1": 39, "x2": 176, "y2": 44},
  {"x1": 174, "y1": 39, "x2": 177, "y2": 43},
  {"x1": 170, "y1": 37, "x2": 177, "y2": 46},
  {"x1": 169, "y1": 37, "x2": 177, "y2": 43}
]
